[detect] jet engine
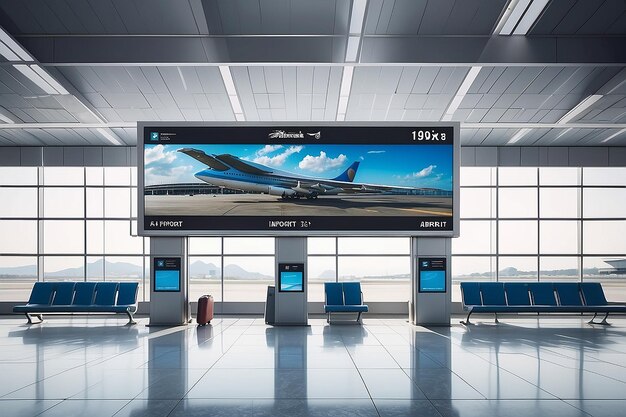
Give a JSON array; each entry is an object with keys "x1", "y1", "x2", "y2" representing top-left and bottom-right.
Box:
[{"x1": 267, "y1": 186, "x2": 297, "y2": 197}]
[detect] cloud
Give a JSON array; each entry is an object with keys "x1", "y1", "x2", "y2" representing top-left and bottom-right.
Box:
[
  {"x1": 145, "y1": 165, "x2": 194, "y2": 185},
  {"x1": 367, "y1": 150, "x2": 386, "y2": 154},
  {"x1": 298, "y1": 151, "x2": 348, "y2": 173},
  {"x1": 145, "y1": 144, "x2": 177, "y2": 165},
  {"x1": 253, "y1": 145, "x2": 303, "y2": 167},
  {"x1": 256, "y1": 144, "x2": 283, "y2": 156},
  {"x1": 144, "y1": 145, "x2": 195, "y2": 185},
  {"x1": 406, "y1": 165, "x2": 437, "y2": 179}
]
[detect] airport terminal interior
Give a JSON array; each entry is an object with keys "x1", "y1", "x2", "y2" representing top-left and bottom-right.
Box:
[{"x1": 0, "y1": 1, "x2": 626, "y2": 416}]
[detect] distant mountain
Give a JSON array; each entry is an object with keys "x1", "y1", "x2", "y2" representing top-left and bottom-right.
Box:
[
  {"x1": 317, "y1": 269, "x2": 336, "y2": 279},
  {"x1": 189, "y1": 260, "x2": 272, "y2": 280},
  {"x1": 0, "y1": 264, "x2": 37, "y2": 277},
  {"x1": 189, "y1": 260, "x2": 220, "y2": 278},
  {"x1": 0, "y1": 259, "x2": 142, "y2": 279},
  {"x1": 224, "y1": 264, "x2": 273, "y2": 280}
]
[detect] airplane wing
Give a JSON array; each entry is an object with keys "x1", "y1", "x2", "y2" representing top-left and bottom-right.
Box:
[
  {"x1": 177, "y1": 148, "x2": 230, "y2": 171},
  {"x1": 296, "y1": 178, "x2": 421, "y2": 194},
  {"x1": 215, "y1": 154, "x2": 273, "y2": 175}
]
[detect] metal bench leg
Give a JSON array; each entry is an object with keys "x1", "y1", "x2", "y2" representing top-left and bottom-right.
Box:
[
  {"x1": 588, "y1": 312, "x2": 598, "y2": 324},
  {"x1": 356, "y1": 312, "x2": 362, "y2": 323},
  {"x1": 494, "y1": 313, "x2": 499, "y2": 324},
  {"x1": 460, "y1": 311, "x2": 473, "y2": 325},
  {"x1": 600, "y1": 312, "x2": 610, "y2": 325},
  {"x1": 25, "y1": 313, "x2": 43, "y2": 324},
  {"x1": 126, "y1": 310, "x2": 137, "y2": 325},
  {"x1": 327, "y1": 312, "x2": 331, "y2": 324}
]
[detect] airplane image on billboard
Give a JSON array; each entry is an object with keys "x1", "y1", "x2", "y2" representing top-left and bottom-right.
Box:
[
  {"x1": 177, "y1": 148, "x2": 431, "y2": 200},
  {"x1": 139, "y1": 124, "x2": 458, "y2": 234},
  {"x1": 144, "y1": 142, "x2": 452, "y2": 219}
]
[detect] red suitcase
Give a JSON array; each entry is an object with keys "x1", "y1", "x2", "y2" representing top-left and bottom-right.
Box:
[{"x1": 197, "y1": 295, "x2": 214, "y2": 326}]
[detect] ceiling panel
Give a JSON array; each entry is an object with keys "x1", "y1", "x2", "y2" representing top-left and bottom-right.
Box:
[
  {"x1": 364, "y1": 0, "x2": 507, "y2": 35},
  {"x1": 531, "y1": 0, "x2": 626, "y2": 35},
  {"x1": 0, "y1": 0, "x2": 203, "y2": 35},
  {"x1": 454, "y1": 66, "x2": 624, "y2": 123},
  {"x1": 203, "y1": 0, "x2": 350, "y2": 35},
  {"x1": 58, "y1": 66, "x2": 235, "y2": 122},
  {"x1": 232, "y1": 66, "x2": 341, "y2": 121}
]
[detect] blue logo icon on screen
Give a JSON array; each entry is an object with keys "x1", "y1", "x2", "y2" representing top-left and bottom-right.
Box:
[
  {"x1": 157, "y1": 260, "x2": 165, "y2": 268},
  {"x1": 421, "y1": 261, "x2": 429, "y2": 268},
  {"x1": 150, "y1": 132, "x2": 159, "y2": 141}
]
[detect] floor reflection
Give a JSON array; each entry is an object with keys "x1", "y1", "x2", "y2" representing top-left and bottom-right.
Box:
[{"x1": 1, "y1": 317, "x2": 626, "y2": 416}]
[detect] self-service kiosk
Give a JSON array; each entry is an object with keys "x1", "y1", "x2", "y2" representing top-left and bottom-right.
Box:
[
  {"x1": 149, "y1": 237, "x2": 190, "y2": 326},
  {"x1": 271, "y1": 237, "x2": 308, "y2": 326}
]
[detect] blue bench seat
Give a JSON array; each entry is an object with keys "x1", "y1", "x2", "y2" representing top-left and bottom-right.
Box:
[
  {"x1": 324, "y1": 282, "x2": 369, "y2": 323},
  {"x1": 13, "y1": 281, "x2": 139, "y2": 325},
  {"x1": 460, "y1": 282, "x2": 626, "y2": 325}
]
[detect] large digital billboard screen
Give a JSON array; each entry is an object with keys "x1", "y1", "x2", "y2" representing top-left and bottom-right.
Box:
[{"x1": 138, "y1": 123, "x2": 459, "y2": 236}]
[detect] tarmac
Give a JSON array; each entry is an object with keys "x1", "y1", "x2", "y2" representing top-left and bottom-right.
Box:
[{"x1": 145, "y1": 193, "x2": 452, "y2": 217}]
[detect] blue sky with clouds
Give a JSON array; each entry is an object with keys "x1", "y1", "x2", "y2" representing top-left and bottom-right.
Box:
[{"x1": 145, "y1": 143, "x2": 453, "y2": 189}]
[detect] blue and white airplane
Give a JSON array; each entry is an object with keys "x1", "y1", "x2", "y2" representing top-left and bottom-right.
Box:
[{"x1": 178, "y1": 148, "x2": 418, "y2": 200}]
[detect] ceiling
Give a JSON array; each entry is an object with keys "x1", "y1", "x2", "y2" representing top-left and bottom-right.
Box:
[{"x1": 0, "y1": 0, "x2": 623, "y2": 146}]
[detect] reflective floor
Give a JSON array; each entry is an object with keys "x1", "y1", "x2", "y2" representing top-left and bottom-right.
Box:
[{"x1": 1, "y1": 315, "x2": 626, "y2": 416}]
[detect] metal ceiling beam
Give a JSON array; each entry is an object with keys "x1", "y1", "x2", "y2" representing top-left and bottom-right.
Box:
[
  {"x1": 16, "y1": 35, "x2": 626, "y2": 65},
  {"x1": 0, "y1": 122, "x2": 624, "y2": 130}
]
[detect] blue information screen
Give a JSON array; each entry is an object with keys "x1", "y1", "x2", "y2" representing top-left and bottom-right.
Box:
[
  {"x1": 419, "y1": 258, "x2": 446, "y2": 293},
  {"x1": 278, "y1": 263, "x2": 304, "y2": 292},
  {"x1": 280, "y1": 271, "x2": 303, "y2": 292},
  {"x1": 154, "y1": 257, "x2": 181, "y2": 292}
]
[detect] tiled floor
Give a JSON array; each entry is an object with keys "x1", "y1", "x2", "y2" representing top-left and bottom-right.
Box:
[{"x1": 1, "y1": 315, "x2": 626, "y2": 416}]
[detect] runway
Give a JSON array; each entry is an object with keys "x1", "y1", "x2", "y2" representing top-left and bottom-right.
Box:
[{"x1": 145, "y1": 193, "x2": 452, "y2": 217}]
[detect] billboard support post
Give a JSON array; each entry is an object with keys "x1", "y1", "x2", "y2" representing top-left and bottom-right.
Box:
[
  {"x1": 274, "y1": 237, "x2": 308, "y2": 326},
  {"x1": 149, "y1": 237, "x2": 190, "y2": 326},
  {"x1": 412, "y1": 237, "x2": 451, "y2": 326}
]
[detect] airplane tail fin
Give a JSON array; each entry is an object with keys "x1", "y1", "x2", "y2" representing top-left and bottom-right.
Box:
[{"x1": 332, "y1": 161, "x2": 360, "y2": 182}]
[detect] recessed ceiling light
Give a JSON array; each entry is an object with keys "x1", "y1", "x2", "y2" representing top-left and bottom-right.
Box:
[
  {"x1": 442, "y1": 66, "x2": 482, "y2": 121},
  {"x1": 496, "y1": 0, "x2": 550, "y2": 36},
  {"x1": 337, "y1": 67, "x2": 354, "y2": 120},
  {"x1": 96, "y1": 128, "x2": 122, "y2": 145},
  {"x1": 601, "y1": 128, "x2": 626, "y2": 143},
  {"x1": 219, "y1": 66, "x2": 245, "y2": 121},
  {"x1": 0, "y1": 28, "x2": 32, "y2": 61},
  {"x1": 557, "y1": 95, "x2": 603, "y2": 124},
  {"x1": 13, "y1": 64, "x2": 58, "y2": 95},
  {"x1": 507, "y1": 128, "x2": 531, "y2": 144}
]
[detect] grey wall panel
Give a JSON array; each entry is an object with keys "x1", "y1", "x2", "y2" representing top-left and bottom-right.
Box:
[
  {"x1": 43, "y1": 147, "x2": 63, "y2": 166},
  {"x1": 569, "y1": 147, "x2": 608, "y2": 166},
  {"x1": 609, "y1": 147, "x2": 626, "y2": 166},
  {"x1": 475, "y1": 147, "x2": 498, "y2": 166},
  {"x1": 84, "y1": 147, "x2": 103, "y2": 166},
  {"x1": 547, "y1": 147, "x2": 569, "y2": 166},
  {"x1": 130, "y1": 147, "x2": 137, "y2": 166},
  {"x1": 63, "y1": 147, "x2": 84, "y2": 166},
  {"x1": 460, "y1": 146, "x2": 475, "y2": 166},
  {"x1": 461, "y1": 147, "x2": 625, "y2": 167},
  {"x1": 20, "y1": 147, "x2": 42, "y2": 166},
  {"x1": 103, "y1": 147, "x2": 129, "y2": 166},
  {"x1": 520, "y1": 147, "x2": 539, "y2": 166},
  {"x1": 539, "y1": 147, "x2": 548, "y2": 166},
  {"x1": 0, "y1": 147, "x2": 19, "y2": 166},
  {"x1": 498, "y1": 147, "x2": 520, "y2": 166},
  {"x1": 7, "y1": 146, "x2": 626, "y2": 168}
]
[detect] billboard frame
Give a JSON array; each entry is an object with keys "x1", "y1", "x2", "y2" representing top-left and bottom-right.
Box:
[{"x1": 137, "y1": 121, "x2": 460, "y2": 237}]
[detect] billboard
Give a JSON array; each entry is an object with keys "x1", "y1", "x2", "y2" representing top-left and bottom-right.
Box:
[{"x1": 138, "y1": 123, "x2": 459, "y2": 236}]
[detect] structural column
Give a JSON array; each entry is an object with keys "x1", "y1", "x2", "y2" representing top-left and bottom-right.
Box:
[
  {"x1": 149, "y1": 237, "x2": 190, "y2": 326},
  {"x1": 273, "y1": 237, "x2": 308, "y2": 326},
  {"x1": 412, "y1": 237, "x2": 451, "y2": 326}
]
